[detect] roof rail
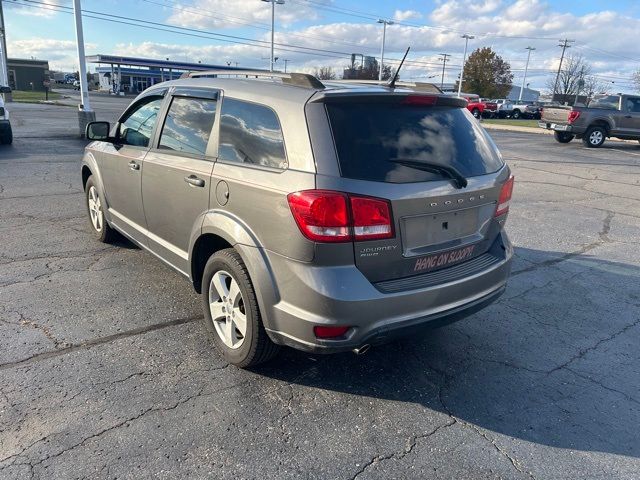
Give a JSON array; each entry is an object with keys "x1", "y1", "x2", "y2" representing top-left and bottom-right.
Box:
[
  {"x1": 182, "y1": 70, "x2": 325, "y2": 89},
  {"x1": 330, "y1": 79, "x2": 442, "y2": 93}
]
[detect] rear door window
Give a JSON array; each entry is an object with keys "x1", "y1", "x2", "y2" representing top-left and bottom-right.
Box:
[
  {"x1": 326, "y1": 102, "x2": 503, "y2": 183},
  {"x1": 158, "y1": 96, "x2": 218, "y2": 156},
  {"x1": 218, "y1": 98, "x2": 287, "y2": 169}
]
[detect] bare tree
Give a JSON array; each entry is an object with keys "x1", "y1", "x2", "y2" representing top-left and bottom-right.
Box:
[
  {"x1": 634, "y1": 69, "x2": 640, "y2": 93},
  {"x1": 546, "y1": 54, "x2": 603, "y2": 97},
  {"x1": 313, "y1": 66, "x2": 337, "y2": 80}
]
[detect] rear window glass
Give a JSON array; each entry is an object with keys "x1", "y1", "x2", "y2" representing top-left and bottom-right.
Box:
[
  {"x1": 218, "y1": 98, "x2": 287, "y2": 169},
  {"x1": 326, "y1": 103, "x2": 503, "y2": 183},
  {"x1": 588, "y1": 95, "x2": 620, "y2": 110}
]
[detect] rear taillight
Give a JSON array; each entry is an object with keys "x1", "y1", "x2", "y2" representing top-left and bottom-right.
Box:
[
  {"x1": 314, "y1": 325, "x2": 350, "y2": 339},
  {"x1": 402, "y1": 95, "x2": 438, "y2": 106},
  {"x1": 568, "y1": 111, "x2": 581, "y2": 123},
  {"x1": 287, "y1": 190, "x2": 394, "y2": 243},
  {"x1": 495, "y1": 176, "x2": 514, "y2": 217},
  {"x1": 351, "y1": 196, "x2": 393, "y2": 240}
]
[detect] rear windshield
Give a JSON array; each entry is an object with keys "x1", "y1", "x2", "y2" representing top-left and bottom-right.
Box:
[
  {"x1": 588, "y1": 95, "x2": 620, "y2": 110},
  {"x1": 326, "y1": 103, "x2": 503, "y2": 183}
]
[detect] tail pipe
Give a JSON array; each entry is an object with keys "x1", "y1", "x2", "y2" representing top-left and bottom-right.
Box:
[{"x1": 352, "y1": 344, "x2": 371, "y2": 355}]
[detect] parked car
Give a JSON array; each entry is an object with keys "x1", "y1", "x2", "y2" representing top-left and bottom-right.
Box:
[
  {"x1": 0, "y1": 89, "x2": 12, "y2": 145},
  {"x1": 491, "y1": 99, "x2": 513, "y2": 118},
  {"x1": 81, "y1": 72, "x2": 514, "y2": 367},
  {"x1": 509, "y1": 100, "x2": 533, "y2": 119},
  {"x1": 523, "y1": 102, "x2": 542, "y2": 119},
  {"x1": 481, "y1": 98, "x2": 498, "y2": 118},
  {"x1": 539, "y1": 94, "x2": 640, "y2": 147},
  {"x1": 460, "y1": 94, "x2": 487, "y2": 119}
]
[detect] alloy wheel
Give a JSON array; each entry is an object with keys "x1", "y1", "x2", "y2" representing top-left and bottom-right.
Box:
[
  {"x1": 87, "y1": 185, "x2": 103, "y2": 232},
  {"x1": 208, "y1": 270, "x2": 247, "y2": 349}
]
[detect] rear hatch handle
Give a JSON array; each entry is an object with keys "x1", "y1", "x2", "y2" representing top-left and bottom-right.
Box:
[{"x1": 388, "y1": 158, "x2": 468, "y2": 189}]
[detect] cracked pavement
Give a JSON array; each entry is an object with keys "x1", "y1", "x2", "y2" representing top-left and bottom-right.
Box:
[{"x1": 0, "y1": 103, "x2": 639, "y2": 479}]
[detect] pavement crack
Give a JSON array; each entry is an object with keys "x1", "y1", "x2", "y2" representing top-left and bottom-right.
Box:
[
  {"x1": 0, "y1": 315, "x2": 202, "y2": 371},
  {"x1": 547, "y1": 317, "x2": 640, "y2": 375},
  {"x1": 350, "y1": 420, "x2": 456, "y2": 480},
  {"x1": 512, "y1": 211, "x2": 615, "y2": 276},
  {"x1": 458, "y1": 420, "x2": 536, "y2": 480}
]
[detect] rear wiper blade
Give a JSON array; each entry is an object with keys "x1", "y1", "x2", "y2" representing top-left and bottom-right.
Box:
[{"x1": 388, "y1": 158, "x2": 468, "y2": 189}]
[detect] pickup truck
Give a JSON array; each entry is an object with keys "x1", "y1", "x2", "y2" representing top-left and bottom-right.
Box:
[
  {"x1": 460, "y1": 94, "x2": 488, "y2": 119},
  {"x1": 539, "y1": 94, "x2": 640, "y2": 147},
  {"x1": 510, "y1": 101, "x2": 533, "y2": 119},
  {"x1": 0, "y1": 91, "x2": 12, "y2": 145},
  {"x1": 491, "y1": 99, "x2": 513, "y2": 118}
]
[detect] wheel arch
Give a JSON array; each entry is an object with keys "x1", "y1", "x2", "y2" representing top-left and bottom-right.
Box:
[
  {"x1": 189, "y1": 211, "x2": 281, "y2": 332},
  {"x1": 588, "y1": 119, "x2": 612, "y2": 135}
]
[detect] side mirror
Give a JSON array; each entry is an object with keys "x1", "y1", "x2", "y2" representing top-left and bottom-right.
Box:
[
  {"x1": 0, "y1": 86, "x2": 11, "y2": 93},
  {"x1": 86, "y1": 121, "x2": 110, "y2": 141}
]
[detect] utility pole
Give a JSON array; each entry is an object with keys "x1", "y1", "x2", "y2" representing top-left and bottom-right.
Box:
[
  {"x1": 519, "y1": 46, "x2": 535, "y2": 101},
  {"x1": 283, "y1": 59, "x2": 290, "y2": 73},
  {"x1": 575, "y1": 65, "x2": 585, "y2": 105},
  {"x1": 552, "y1": 38, "x2": 574, "y2": 100},
  {"x1": 457, "y1": 34, "x2": 474, "y2": 97},
  {"x1": 73, "y1": 0, "x2": 94, "y2": 136},
  {"x1": 439, "y1": 53, "x2": 450, "y2": 90},
  {"x1": 377, "y1": 19, "x2": 394, "y2": 81},
  {"x1": 262, "y1": 0, "x2": 285, "y2": 73}
]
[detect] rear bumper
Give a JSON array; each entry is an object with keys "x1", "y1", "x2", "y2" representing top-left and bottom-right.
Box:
[
  {"x1": 538, "y1": 121, "x2": 583, "y2": 134},
  {"x1": 263, "y1": 230, "x2": 513, "y2": 353}
]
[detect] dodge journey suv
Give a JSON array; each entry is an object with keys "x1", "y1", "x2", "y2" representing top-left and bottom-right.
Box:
[{"x1": 82, "y1": 71, "x2": 513, "y2": 367}]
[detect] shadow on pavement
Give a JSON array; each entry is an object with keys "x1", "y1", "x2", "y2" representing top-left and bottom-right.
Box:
[{"x1": 253, "y1": 246, "x2": 640, "y2": 459}]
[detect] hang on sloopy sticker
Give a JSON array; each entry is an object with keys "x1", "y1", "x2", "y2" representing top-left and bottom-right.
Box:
[{"x1": 414, "y1": 245, "x2": 476, "y2": 272}]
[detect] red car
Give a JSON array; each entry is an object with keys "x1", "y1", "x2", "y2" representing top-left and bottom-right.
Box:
[{"x1": 461, "y1": 94, "x2": 489, "y2": 119}]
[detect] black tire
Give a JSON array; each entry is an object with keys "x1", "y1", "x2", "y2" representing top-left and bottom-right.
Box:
[
  {"x1": 512, "y1": 109, "x2": 521, "y2": 119},
  {"x1": 582, "y1": 126, "x2": 606, "y2": 148},
  {"x1": 84, "y1": 176, "x2": 116, "y2": 243},
  {"x1": 0, "y1": 124, "x2": 12, "y2": 145},
  {"x1": 201, "y1": 248, "x2": 280, "y2": 368},
  {"x1": 553, "y1": 131, "x2": 574, "y2": 144},
  {"x1": 471, "y1": 108, "x2": 481, "y2": 119}
]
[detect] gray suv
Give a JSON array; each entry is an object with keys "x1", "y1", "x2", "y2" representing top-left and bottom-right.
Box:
[{"x1": 82, "y1": 71, "x2": 514, "y2": 367}]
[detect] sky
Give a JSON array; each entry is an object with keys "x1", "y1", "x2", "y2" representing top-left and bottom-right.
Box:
[{"x1": 3, "y1": 0, "x2": 640, "y2": 93}]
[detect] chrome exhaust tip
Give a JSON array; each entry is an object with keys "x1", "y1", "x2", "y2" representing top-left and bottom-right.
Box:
[{"x1": 353, "y1": 344, "x2": 371, "y2": 355}]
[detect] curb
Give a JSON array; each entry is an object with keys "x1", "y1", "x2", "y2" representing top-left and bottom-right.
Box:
[{"x1": 482, "y1": 123, "x2": 638, "y2": 144}]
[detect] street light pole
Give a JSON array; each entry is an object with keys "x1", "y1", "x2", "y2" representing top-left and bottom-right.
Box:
[
  {"x1": 73, "y1": 0, "x2": 91, "y2": 112},
  {"x1": 0, "y1": 0, "x2": 10, "y2": 89},
  {"x1": 519, "y1": 46, "x2": 535, "y2": 102},
  {"x1": 457, "y1": 34, "x2": 474, "y2": 97},
  {"x1": 73, "y1": 0, "x2": 95, "y2": 137},
  {"x1": 377, "y1": 19, "x2": 394, "y2": 81},
  {"x1": 262, "y1": 0, "x2": 285, "y2": 73}
]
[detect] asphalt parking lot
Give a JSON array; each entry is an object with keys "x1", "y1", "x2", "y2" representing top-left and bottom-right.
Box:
[{"x1": 1, "y1": 96, "x2": 639, "y2": 479}]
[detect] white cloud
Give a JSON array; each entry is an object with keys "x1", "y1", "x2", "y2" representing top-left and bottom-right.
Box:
[
  {"x1": 5, "y1": 0, "x2": 63, "y2": 18},
  {"x1": 393, "y1": 10, "x2": 423, "y2": 22},
  {"x1": 166, "y1": 0, "x2": 324, "y2": 30},
  {"x1": 7, "y1": 38, "x2": 97, "y2": 71}
]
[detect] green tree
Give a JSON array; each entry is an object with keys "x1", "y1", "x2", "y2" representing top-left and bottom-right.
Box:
[{"x1": 456, "y1": 47, "x2": 513, "y2": 98}]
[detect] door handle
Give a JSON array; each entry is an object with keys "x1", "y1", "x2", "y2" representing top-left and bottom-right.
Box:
[
  {"x1": 184, "y1": 175, "x2": 205, "y2": 187},
  {"x1": 128, "y1": 161, "x2": 140, "y2": 171},
  {"x1": 624, "y1": 115, "x2": 632, "y2": 118}
]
